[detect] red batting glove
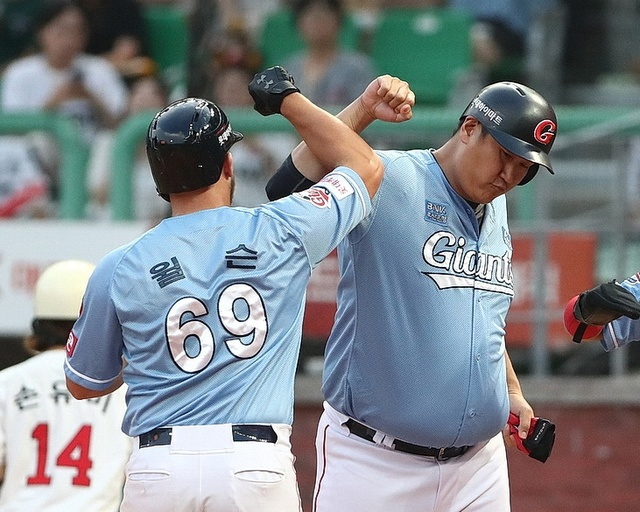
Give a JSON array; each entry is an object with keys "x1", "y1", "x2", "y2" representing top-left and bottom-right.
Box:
[{"x1": 563, "y1": 295, "x2": 604, "y2": 343}]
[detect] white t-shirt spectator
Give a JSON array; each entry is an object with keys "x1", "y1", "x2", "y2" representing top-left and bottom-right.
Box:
[{"x1": 1, "y1": 53, "x2": 128, "y2": 137}]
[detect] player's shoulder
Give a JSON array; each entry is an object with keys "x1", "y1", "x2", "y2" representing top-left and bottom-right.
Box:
[
  {"x1": 377, "y1": 148, "x2": 432, "y2": 167},
  {"x1": 258, "y1": 170, "x2": 366, "y2": 232},
  {"x1": 0, "y1": 350, "x2": 56, "y2": 384},
  {"x1": 375, "y1": 149, "x2": 436, "y2": 188},
  {"x1": 89, "y1": 235, "x2": 143, "y2": 286}
]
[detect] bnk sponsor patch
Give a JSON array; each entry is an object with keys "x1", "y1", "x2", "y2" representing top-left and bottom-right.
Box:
[
  {"x1": 317, "y1": 173, "x2": 354, "y2": 200},
  {"x1": 425, "y1": 200, "x2": 448, "y2": 225}
]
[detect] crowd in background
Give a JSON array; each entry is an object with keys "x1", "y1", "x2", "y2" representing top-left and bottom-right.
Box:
[
  {"x1": 1, "y1": 3, "x2": 640, "y2": 508},
  {"x1": 0, "y1": 0, "x2": 638, "y2": 222}
]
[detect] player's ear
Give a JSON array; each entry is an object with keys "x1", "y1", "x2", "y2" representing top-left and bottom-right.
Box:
[
  {"x1": 459, "y1": 116, "x2": 479, "y2": 143},
  {"x1": 221, "y1": 152, "x2": 234, "y2": 180}
]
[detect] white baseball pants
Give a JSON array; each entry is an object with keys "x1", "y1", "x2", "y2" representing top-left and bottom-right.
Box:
[
  {"x1": 313, "y1": 402, "x2": 510, "y2": 512},
  {"x1": 120, "y1": 423, "x2": 302, "y2": 512}
]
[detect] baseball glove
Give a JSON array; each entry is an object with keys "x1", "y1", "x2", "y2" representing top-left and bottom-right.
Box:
[
  {"x1": 248, "y1": 66, "x2": 300, "y2": 116},
  {"x1": 574, "y1": 280, "x2": 640, "y2": 325}
]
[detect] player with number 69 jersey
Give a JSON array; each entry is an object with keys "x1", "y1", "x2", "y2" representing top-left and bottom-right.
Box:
[{"x1": 64, "y1": 68, "x2": 414, "y2": 512}]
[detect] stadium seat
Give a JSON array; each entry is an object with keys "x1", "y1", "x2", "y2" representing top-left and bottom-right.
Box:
[
  {"x1": 142, "y1": 5, "x2": 189, "y2": 89},
  {"x1": 258, "y1": 8, "x2": 361, "y2": 68},
  {"x1": 370, "y1": 8, "x2": 473, "y2": 106}
]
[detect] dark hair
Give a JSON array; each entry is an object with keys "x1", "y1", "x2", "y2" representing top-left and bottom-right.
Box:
[
  {"x1": 27, "y1": 319, "x2": 75, "y2": 352},
  {"x1": 292, "y1": 0, "x2": 344, "y2": 25},
  {"x1": 36, "y1": 0, "x2": 84, "y2": 31}
]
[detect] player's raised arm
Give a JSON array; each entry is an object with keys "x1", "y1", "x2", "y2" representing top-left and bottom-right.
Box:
[
  {"x1": 249, "y1": 66, "x2": 387, "y2": 199},
  {"x1": 265, "y1": 74, "x2": 414, "y2": 200}
]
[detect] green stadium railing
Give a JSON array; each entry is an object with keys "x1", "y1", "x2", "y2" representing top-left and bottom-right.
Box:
[
  {"x1": 0, "y1": 112, "x2": 90, "y2": 219},
  {"x1": 110, "y1": 105, "x2": 640, "y2": 221},
  {"x1": 4, "y1": 105, "x2": 640, "y2": 220}
]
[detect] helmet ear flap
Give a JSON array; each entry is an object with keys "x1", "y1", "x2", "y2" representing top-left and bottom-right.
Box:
[{"x1": 518, "y1": 164, "x2": 539, "y2": 186}]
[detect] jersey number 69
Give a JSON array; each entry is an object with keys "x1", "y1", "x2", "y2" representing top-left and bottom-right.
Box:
[{"x1": 166, "y1": 283, "x2": 268, "y2": 373}]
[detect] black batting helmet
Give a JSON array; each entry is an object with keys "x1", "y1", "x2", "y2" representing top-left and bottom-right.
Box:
[
  {"x1": 146, "y1": 98, "x2": 243, "y2": 200},
  {"x1": 460, "y1": 82, "x2": 557, "y2": 185}
]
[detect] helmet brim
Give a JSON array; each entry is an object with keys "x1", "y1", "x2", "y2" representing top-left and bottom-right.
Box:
[
  {"x1": 230, "y1": 130, "x2": 244, "y2": 146},
  {"x1": 489, "y1": 129, "x2": 554, "y2": 175}
]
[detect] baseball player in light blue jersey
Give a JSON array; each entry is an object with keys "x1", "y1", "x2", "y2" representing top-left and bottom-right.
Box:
[
  {"x1": 267, "y1": 81, "x2": 558, "y2": 511},
  {"x1": 64, "y1": 66, "x2": 414, "y2": 512}
]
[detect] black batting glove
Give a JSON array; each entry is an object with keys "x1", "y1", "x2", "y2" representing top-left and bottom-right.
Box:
[
  {"x1": 508, "y1": 413, "x2": 556, "y2": 463},
  {"x1": 575, "y1": 280, "x2": 640, "y2": 325},
  {"x1": 248, "y1": 66, "x2": 300, "y2": 116}
]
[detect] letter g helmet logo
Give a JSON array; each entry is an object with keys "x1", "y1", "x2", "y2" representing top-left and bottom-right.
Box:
[{"x1": 534, "y1": 120, "x2": 556, "y2": 145}]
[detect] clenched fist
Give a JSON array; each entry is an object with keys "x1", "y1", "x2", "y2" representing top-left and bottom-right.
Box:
[{"x1": 248, "y1": 66, "x2": 300, "y2": 116}]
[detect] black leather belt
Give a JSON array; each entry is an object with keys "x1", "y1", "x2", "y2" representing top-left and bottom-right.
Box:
[
  {"x1": 139, "y1": 425, "x2": 278, "y2": 448},
  {"x1": 345, "y1": 419, "x2": 470, "y2": 460}
]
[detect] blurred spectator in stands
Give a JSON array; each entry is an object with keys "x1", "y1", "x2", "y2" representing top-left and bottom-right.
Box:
[
  {"x1": 0, "y1": 136, "x2": 50, "y2": 218},
  {"x1": 137, "y1": 0, "x2": 193, "y2": 5},
  {"x1": 78, "y1": 0, "x2": 156, "y2": 84},
  {"x1": 210, "y1": 27, "x2": 296, "y2": 207},
  {"x1": 0, "y1": 0, "x2": 129, "y2": 217},
  {"x1": 283, "y1": 0, "x2": 375, "y2": 107},
  {"x1": 448, "y1": 0, "x2": 558, "y2": 85},
  {"x1": 212, "y1": 22, "x2": 262, "y2": 74},
  {"x1": 0, "y1": 0, "x2": 45, "y2": 71},
  {"x1": 185, "y1": 0, "x2": 278, "y2": 98},
  {"x1": 87, "y1": 74, "x2": 171, "y2": 223},
  {"x1": 1, "y1": 0, "x2": 128, "y2": 136},
  {"x1": 217, "y1": 0, "x2": 282, "y2": 38}
]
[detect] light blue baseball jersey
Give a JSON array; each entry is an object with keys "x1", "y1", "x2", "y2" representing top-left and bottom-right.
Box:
[
  {"x1": 601, "y1": 273, "x2": 640, "y2": 351},
  {"x1": 323, "y1": 149, "x2": 514, "y2": 447},
  {"x1": 65, "y1": 168, "x2": 369, "y2": 437}
]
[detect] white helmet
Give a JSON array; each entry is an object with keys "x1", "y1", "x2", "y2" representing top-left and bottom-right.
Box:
[{"x1": 34, "y1": 260, "x2": 95, "y2": 320}]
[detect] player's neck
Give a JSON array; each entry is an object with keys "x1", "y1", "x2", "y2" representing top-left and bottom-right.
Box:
[{"x1": 169, "y1": 186, "x2": 231, "y2": 216}]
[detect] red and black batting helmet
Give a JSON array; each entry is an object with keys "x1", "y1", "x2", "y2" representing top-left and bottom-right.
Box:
[
  {"x1": 146, "y1": 97, "x2": 243, "y2": 201},
  {"x1": 460, "y1": 82, "x2": 557, "y2": 185}
]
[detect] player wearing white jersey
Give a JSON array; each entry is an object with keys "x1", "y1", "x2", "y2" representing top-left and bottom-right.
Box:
[
  {"x1": 267, "y1": 81, "x2": 558, "y2": 511},
  {"x1": 64, "y1": 67, "x2": 414, "y2": 512},
  {"x1": 0, "y1": 260, "x2": 130, "y2": 512}
]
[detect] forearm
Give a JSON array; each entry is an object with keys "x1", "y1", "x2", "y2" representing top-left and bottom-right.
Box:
[
  {"x1": 266, "y1": 74, "x2": 413, "y2": 200},
  {"x1": 290, "y1": 95, "x2": 377, "y2": 182},
  {"x1": 280, "y1": 93, "x2": 381, "y2": 197},
  {"x1": 505, "y1": 350, "x2": 522, "y2": 395},
  {"x1": 66, "y1": 372, "x2": 124, "y2": 400}
]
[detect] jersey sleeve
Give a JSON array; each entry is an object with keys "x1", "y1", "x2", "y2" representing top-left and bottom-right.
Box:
[
  {"x1": 601, "y1": 274, "x2": 640, "y2": 351},
  {"x1": 262, "y1": 166, "x2": 371, "y2": 267},
  {"x1": 64, "y1": 251, "x2": 125, "y2": 390}
]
